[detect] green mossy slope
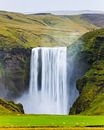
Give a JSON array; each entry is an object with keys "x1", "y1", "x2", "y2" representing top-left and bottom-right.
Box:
[
  {"x1": 70, "y1": 29, "x2": 104, "y2": 115},
  {"x1": 0, "y1": 98, "x2": 24, "y2": 115}
]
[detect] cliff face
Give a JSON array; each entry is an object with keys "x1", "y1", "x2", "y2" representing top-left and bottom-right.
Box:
[
  {"x1": 70, "y1": 29, "x2": 104, "y2": 115},
  {"x1": 0, "y1": 48, "x2": 31, "y2": 99}
]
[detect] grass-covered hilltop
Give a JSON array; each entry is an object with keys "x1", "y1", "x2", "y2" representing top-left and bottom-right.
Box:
[
  {"x1": 0, "y1": 11, "x2": 99, "y2": 49},
  {"x1": 0, "y1": 10, "x2": 104, "y2": 115},
  {"x1": 70, "y1": 29, "x2": 104, "y2": 115}
]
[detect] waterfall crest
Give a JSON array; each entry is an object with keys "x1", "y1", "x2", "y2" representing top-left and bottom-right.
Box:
[{"x1": 28, "y1": 47, "x2": 68, "y2": 114}]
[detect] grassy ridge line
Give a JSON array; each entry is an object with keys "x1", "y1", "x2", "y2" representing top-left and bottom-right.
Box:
[{"x1": 0, "y1": 115, "x2": 104, "y2": 127}]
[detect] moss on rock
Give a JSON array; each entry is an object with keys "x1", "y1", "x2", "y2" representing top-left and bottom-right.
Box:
[{"x1": 70, "y1": 29, "x2": 104, "y2": 115}]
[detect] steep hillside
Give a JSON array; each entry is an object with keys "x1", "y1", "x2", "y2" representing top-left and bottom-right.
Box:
[
  {"x1": 0, "y1": 98, "x2": 24, "y2": 115},
  {"x1": 70, "y1": 29, "x2": 104, "y2": 115}
]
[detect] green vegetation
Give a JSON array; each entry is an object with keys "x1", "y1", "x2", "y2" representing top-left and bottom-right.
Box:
[
  {"x1": 0, "y1": 98, "x2": 24, "y2": 115},
  {"x1": 0, "y1": 115, "x2": 104, "y2": 127},
  {"x1": 70, "y1": 29, "x2": 104, "y2": 115},
  {"x1": 0, "y1": 11, "x2": 97, "y2": 50}
]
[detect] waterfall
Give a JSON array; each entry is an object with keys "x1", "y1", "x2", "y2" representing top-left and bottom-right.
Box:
[
  {"x1": 18, "y1": 46, "x2": 79, "y2": 115},
  {"x1": 28, "y1": 47, "x2": 68, "y2": 114}
]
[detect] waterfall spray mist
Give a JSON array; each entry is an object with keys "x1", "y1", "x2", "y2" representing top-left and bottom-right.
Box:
[{"x1": 18, "y1": 46, "x2": 81, "y2": 115}]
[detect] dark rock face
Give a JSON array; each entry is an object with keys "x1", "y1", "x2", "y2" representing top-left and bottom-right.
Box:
[{"x1": 0, "y1": 48, "x2": 31, "y2": 99}]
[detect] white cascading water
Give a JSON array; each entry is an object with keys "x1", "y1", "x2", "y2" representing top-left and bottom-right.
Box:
[
  {"x1": 28, "y1": 47, "x2": 68, "y2": 114},
  {"x1": 18, "y1": 46, "x2": 79, "y2": 115}
]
